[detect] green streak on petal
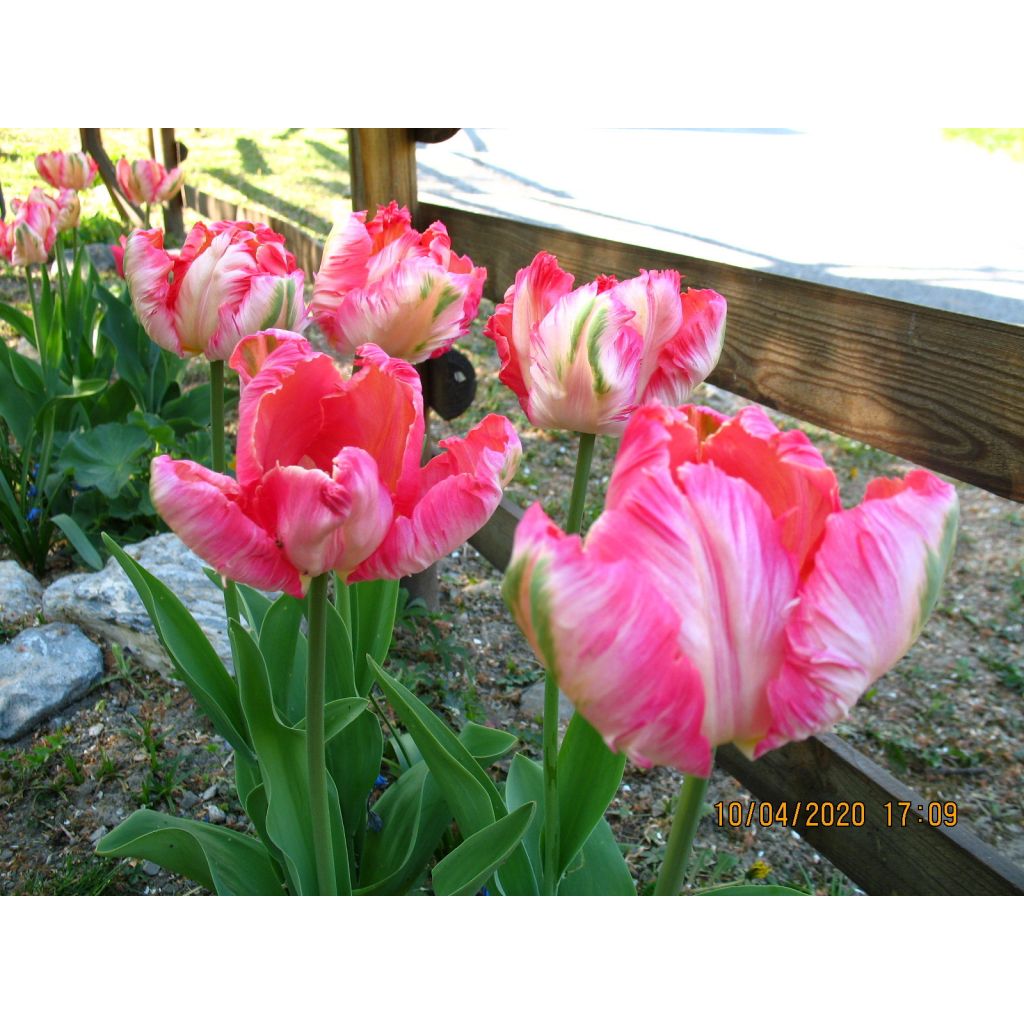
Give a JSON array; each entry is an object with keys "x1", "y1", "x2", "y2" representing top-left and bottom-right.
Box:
[
  {"x1": 418, "y1": 274, "x2": 436, "y2": 301},
  {"x1": 918, "y1": 501, "x2": 959, "y2": 634},
  {"x1": 258, "y1": 280, "x2": 285, "y2": 330},
  {"x1": 568, "y1": 296, "x2": 596, "y2": 367},
  {"x1": 587, "y1": 305, "x2": 610, "y2": 394},
  {"x1": 432, "y1": 283, "x2": 460, "y2": 321},
  {"x1": 502, "y1": 552, "x2": 557, "y2": 680}
]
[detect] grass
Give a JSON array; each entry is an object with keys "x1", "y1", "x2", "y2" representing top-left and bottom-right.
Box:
[
  {"x1": 0, "y1": 128, "x2": 351, "y2": 239},
  {"x1": 945, "y1": 128, "x2": 1024, "y2": 162}
]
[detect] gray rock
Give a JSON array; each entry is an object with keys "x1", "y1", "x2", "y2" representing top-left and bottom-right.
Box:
[
  {"x1": 0, "y1": 623, "x2": 104, "y2": 740},
  {"x1": 87, "y1": 723, "x2": 104, "y2": 738},
  {"x1": 206, "y1": 804, "x2": 226, "y2": 825},
  {"x1": 179, "y1": 791, "x2": 199, "y2": 810},
  {"x1": 0, "y1": 561, "x2": 44, "y2": 624},
  {"x1": 89, "y1": 826, "x2": 108, "y2": 845},
  {"x1": 42, "y1": 533, "x2": 234, "y2": 677},
  {"x1": 201, "y1": 783, "x2": 218, "y2": 801},
  {"x1": 142, "y1": 860, "x2": 161, "y2": 876},
  {"x1": 519, "y1": 680, "x2": 574, "y2": 725}
]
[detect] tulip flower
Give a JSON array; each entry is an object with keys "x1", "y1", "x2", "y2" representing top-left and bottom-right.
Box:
[
  {"x1": 0, "y1": 188, "x2": 58, "y2": 266},
  {"x1": 504, "y1": 403, "x2": 959, "y2": 778},
  {"x1": 53, "y1": 189, "x2": 81, "y2": 232},
  {"x1": 116, "y1": 157, "x2": 184, "y2": 206},
  {"x1": 35, "y1": 150, "x2": 98, "y2": 191},
  {"x1": 150, "y1": 332, "x2": 521, "y2": 597},
  {"x1": 485, "y1": 252, "x2": 727, "y2": 435},
  {"x1": 310, "y1": 201, "x2": 486, "y2": 364},
  {"x1": 123, "y1": 220, "x2": 307, "y2": 362}
]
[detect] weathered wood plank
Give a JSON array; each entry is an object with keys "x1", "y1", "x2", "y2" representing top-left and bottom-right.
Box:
[
  {"x1": 79, "y1": 128, "x2": 144, "y2": 228},
  {"x1": 465, "y1": 488, "x2": 1024, "y2": 895},
  {"x1": 156, "y1": 128, "x2": 185, "y2": 239},
  {"x1": 349, "y1": 129, "x2": 417, "y2": 213},
  {"x1": 420, "y1": 202, "x2": 1024, "y2": 503}
]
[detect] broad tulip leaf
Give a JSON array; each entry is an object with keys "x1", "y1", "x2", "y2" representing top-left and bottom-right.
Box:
[
  {"x1": 236, "y1": 584, "x2": 273, "y2": 633},
  {"x1": 258, "y1": 593, "x2": 306, "y2": 724},
  {"x1": 328, "y1": 709, "x2": 383, "y2": 867},
  {"x1": 50, "y1": 513, "x2": 103, "y2": 570},
  {"x1": 0, "y1": 299, "x2": 36, "y2": 344},
  {"x1": 370, "y1": 657, "x2": 494, "y2": 838},
  {"x1": 505, "y1": 753, "x2": 544, "y2": 881},
  {"x1": 103, "y1": 535, "x2": 251, "y2": 757},
  {"x1": 357, "y1": 761, "x2": 450, "y2": 895},
  {"x1": 696, "y1": 883, "x2": 808, "y2": 896},
  {"x1": 557, "y1": 712, "x2": 626, "y2": 876},
  {"x1": 96, "y1": 808, "x2": 283, "y2": 895},
  {"x1": 231, "y1": 622, "x2": 351, "y2": 896},
  {"x1": 60, "y1": 422, "x2": 150, "y2": 498},
  {"x1": 325, "y1": 600, "x2": 357, "y2": 701},
  {"x1": 460, "y1": 721, "x2": 518, "y2": 766},
  {"x1": 234, "y1": 749, "x2": 285, "y2": 869},
  {"x1": 557, "y1": 818, "x2": 635, "y2": 896},
  {"x1": 294, "y1": 698, "x2": 368, "y2": 742},
  {"x1": 370, "y1": 657, "x2": 538, "y2": 896},
  {"x1": 433, "y1": 802, "x2": 536, "y2": 897},
  {"x1": 350, "y1": 578, "x2": 400, "y2": 696}
]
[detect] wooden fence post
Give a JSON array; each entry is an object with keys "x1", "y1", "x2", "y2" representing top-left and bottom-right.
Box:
[
  {"x1": 79, "y1": 128, "x2": 145, "y2": 228},
  {"x1": 154, "y1": 128, "x2": 185, "y2": 240}
]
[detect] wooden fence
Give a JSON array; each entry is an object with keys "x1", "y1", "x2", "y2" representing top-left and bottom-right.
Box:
[{"x1": 181, "y1": 128, "x2": 1024, "y2": 895}]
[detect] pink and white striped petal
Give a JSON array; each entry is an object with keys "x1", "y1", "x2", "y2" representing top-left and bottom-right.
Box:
[
  {"x1": 150, "y1": 455, "x2": 302, "y2": 596},
  {"x1": 123, "y1": 229, "x2": 180, "y2": 354}
]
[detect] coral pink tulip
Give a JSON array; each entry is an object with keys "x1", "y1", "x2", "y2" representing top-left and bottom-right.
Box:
[
  {"x1": 35, "y1": 150, "x2": 98, "y2": 191},
  {"x1": 150, "y1": 332, "x2": 521, "y2": 596},
  {"x1": 124, "y1": 220, "x2": 307, "y2": 361},
  {"x1": 504, "y1": 403, "x2": 959, "y2": 776},
  {"x1": 311, "y1": 201, "x2": 486, "y2": 364},
  {"x1": 0, "y1": 188, "x2": 58, "y2": 266},
  {"x1": 485, "y1": 252, "x2": 727, "y2": 434},
  {"x1": 116, "y1": 158, "x2": 184, "y2": 205}
]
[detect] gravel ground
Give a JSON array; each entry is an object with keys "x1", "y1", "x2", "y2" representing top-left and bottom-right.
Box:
[{"x1": 1, "y1": 296, "x2": 1021, "y2": 896}]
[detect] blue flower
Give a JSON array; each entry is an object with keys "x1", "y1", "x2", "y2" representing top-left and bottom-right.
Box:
[
  {"x1": 374, "y1": 774, "x2": 389, "y2": 789},
  {"x1": 27, "y1": 484, "x2": 37, "y2": 499},
  {"x1": 27, "y1": 507, "x2": 40, "y2": 523}
]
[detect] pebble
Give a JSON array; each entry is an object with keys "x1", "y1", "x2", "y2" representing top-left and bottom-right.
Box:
[
  {"x1": 201, "y1": 783, "x2": 219, "y2": 801},
  {"x1": 179, "y1": 791, "x2": 199, "y2": 810},
  {"x1": 89, "y1": 826, "x2": 108, "y2": 844},
  {"x1": 87, "y1": 723, "x2": 104, "y2": 738},
  {"x1": 142, "y1": 860, "x2": 161, "y2": 876},
  {"x1": 207, "y1": 804, "x2": 226, "y2": 825}
]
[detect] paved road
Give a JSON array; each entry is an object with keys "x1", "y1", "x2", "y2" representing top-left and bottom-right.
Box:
[{"x1": 417, "y1": 128, "x2": 1024, "y2": 326}]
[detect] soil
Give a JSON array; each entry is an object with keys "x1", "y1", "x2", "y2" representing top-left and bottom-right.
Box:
[{"x1": 1, "y1": 298, "x2": 1021, "y2": 896}]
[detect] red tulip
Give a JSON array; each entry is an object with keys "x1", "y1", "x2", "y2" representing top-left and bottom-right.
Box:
[
  {"x1": 124, "y1": 220, "x2": 307, "y2": 361},
  {"x1": 0, "y1": 188, "x2": 58, "y2": 266},
  {"x1": 504, "y1": 403, "x2": 958, "y2": 776},
  {"x1": 151, "y1": 332, "x2": 521, "y2": 596},
  {"x1": 311, "y1": 201, "x2": 486, "y2": 364}
]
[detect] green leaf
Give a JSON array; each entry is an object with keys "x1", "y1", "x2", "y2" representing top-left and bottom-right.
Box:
[
  {"x1": 258, "y1": 593, "x2": 306, "y2": 724},
  {"x1": 369, "y1": 657, "x2": 538, "y2": 896},
  {"x1": 102, "y1": 535, "x2": 251, "y2": 757},
  {"x1": 96, "y1": 808, "x2": 283, "y2": 895},
  {"x1": 357, "y1": 761, "x2": 450, "y2": 895},
  {"x1": 161, "y1": 383, "x2": 212, "y2": 427},
  {"x1": 433, "y1": 802, "x2": 536, "y2": 896},
  {"x1": 231, "y1": 622, "x2": 350, "y2": 896},
  {"x1": 695, "y1": 883, "x2": 808, "y2": 896},
  {"x1": 350, "y1": 578, "x2": 399, "y2": 696},
  {"x1": 557, "y1": 818, "x2": 635, "y2": 895},
  {"x1": 294, "y1": 698, "x2": 368, "y2": 742},
  {"x1": 327, "y1": 709, "x2": 382, "y2": 869},
  {"x1": 50, "y1": 513, "x2": 103, "y2": 570},
  {"x1": 324, "y1": 600, "x2": 356, "y2": 701},
  {"x1": 557, "y1": 712, "x2": 625, "y2": 876},
  {"x1": 235, "y1": 584, "x2": 273, "y2": 633},
  {"x1": 460, "y1": 721, "x2": 518, "y2": 766},
  {"x1": 60, "y1": 423, "x2": 151, "y2": 497},
  {"x1": 0, "y1": 299, "x2": 36, "y2": 343},
  {"x1": 505, "y1": 753, "x2": 544, "y2": 881}
]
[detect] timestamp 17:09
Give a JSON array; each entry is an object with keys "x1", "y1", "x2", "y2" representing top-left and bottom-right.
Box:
[{"x1": 884, "y1": 801, "x2": 958, "y2": 827}]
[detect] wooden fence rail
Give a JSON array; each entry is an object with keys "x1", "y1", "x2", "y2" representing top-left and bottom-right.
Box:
[{"x1": 182, "y1": 129, "x2": 1023, "y2": 894}]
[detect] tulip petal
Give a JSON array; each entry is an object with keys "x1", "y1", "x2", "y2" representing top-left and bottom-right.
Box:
[
  {"x1": 150, "y1": 455, "x2": 302, "y2": 597},
  {"x1": 759, "y1": 470, "x2": 959, "y2": 756},
  {"x1": 124, "y1": 229, "x2": 180, "y2": 354},
  {"x1": 310, "y1": 211, "x2": 372, "y2": 333},
  {"x1": 248, "y1": 451, "x2": 392, "y2": 583},
  {"x1": 350, "y1": 413, "x2": 520, "y2": 582},
  {"x1": 219, "y1": 270, "x2": 307, "y2": 361},
  {"x1": 503, "y1": 504, "x2": 711, "y2": 775}
]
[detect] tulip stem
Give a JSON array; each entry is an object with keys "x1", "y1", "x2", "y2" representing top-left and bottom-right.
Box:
[
  {"x1": 653, "y1": 768, "x2": 712, "y2": 896},
  {"x1": 565, "y1": 432, "x2": 596, "y2": 535},
  {"x1": 209, "y1": 358, "x2": 240, "y2": 624},
  {"x1": 23, "y1": 267, "x2": 40, "y2": 368},
  {"x1": 307, "y1": 573, "x2": 337, "y2": 895}
]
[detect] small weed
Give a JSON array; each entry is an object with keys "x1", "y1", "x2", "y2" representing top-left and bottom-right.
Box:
[
  {"x1": 0, "y1": 730, "x2": 68, "y2": 795},
  {"x1": 62, "y1": 752, "x2": 86, "y2": 786},
  {"x1": 95, "y1": 752, "x2": 119, "y2": 783},
  {"x1": 982, "y1": 655, "x2": 1024, "y2": 694},
  {"x1": 14, "y1": 854, "x2": 129, "y2": 896},
  {"x1": 127, "y1": 718, "x2": 184, "y2": 810}
]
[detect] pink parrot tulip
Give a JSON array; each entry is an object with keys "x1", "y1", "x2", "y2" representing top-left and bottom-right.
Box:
[
  {"x1": 150, "y1": 332, "x2": 521, "y2": 596},
  {"x1": 484, "y1": 252, "x2": 727, "y2": 435},
  {"x1": 116, "y1": 158, "x2": 184, "y2": 206},
  {"x1": 504, "y1": 403, "x2": 959, "y2": 777},
  {"x1": 310, "y1": 201, "x2": 486, "y2": 363},
  {"x1": 0, "y1": 188, "x2": 58, "y2": 266},
  {"x1": 53, "y1": 189, "x2": 81, "y2": 232},
  {"x1": 124, "y1": 220, "x2": 307, "y2": 361},
  {"x1": 35, "y1": 150, "x2": 98, "y2": 191}
]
